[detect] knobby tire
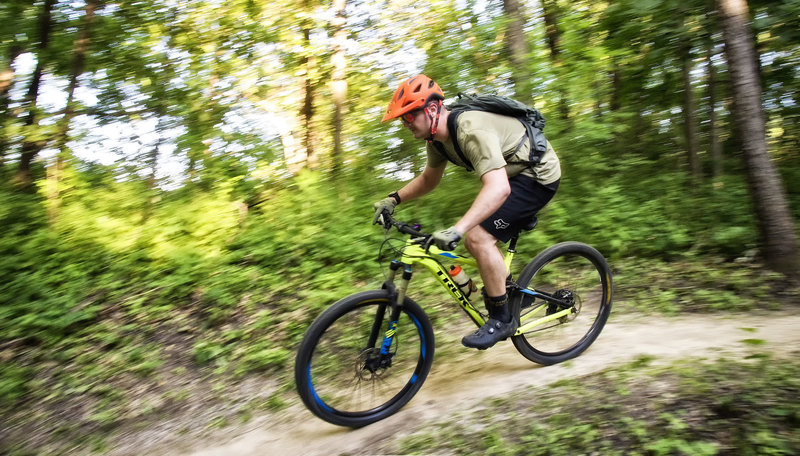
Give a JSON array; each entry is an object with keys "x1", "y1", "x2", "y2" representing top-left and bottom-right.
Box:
[
  {"x1": 294, "y1": 290, "x2": 435, "y2": 428},
  {"x1": 510, "y1": 241, "x2": 613, "y2": 365}
]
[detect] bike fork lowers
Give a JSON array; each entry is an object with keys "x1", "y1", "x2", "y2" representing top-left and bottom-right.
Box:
[{"x1": 369, "y1": 260, "x2": 412, "y2": 355}]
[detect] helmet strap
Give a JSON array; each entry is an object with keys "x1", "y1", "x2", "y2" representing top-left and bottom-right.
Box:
[{"x1": 426, "y1": 100, "x2": 443, "y2": 142}]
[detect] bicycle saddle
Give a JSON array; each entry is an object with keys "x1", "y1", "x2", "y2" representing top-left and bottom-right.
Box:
[{"x1": 521, "y1": 215, "x2": 538, "y2": 231}]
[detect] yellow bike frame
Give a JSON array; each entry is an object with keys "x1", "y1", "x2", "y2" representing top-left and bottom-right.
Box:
[
  {"x1": 396, "y1": 241, "x2": 485, "y2": 327},
  {"x1": 391, "y1": 238, "x2": 576, "y2": 335}
]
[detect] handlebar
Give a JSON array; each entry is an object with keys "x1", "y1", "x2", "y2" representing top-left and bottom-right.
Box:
[
  {"x1": 375, "y1": 211, "x2": 459, "y2": 251},
  {"x1": 375, "y1": 211, "x2": 427, "y2": 238}
]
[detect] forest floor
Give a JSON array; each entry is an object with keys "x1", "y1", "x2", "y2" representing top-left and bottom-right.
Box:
[{"x1": 102, "y1": 309, "x2": 800, "y2": 456}]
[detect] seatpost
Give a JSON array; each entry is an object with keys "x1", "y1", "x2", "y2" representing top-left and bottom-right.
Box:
[{"x1": 507, "y1": 235, "x2": 519, "y2": 254}]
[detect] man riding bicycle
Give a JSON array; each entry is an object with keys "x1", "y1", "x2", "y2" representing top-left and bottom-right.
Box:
[{"x1": 374, "y1": 74, "x2": 561, "y2": 350}]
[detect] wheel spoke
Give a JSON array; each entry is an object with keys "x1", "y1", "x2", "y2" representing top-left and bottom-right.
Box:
[
  {"x1": 511, "y1": 242, "x2": 612, "y2": 365},
  {"x1": 296, "y1": 292, "x2": 434, "y2": 426}
]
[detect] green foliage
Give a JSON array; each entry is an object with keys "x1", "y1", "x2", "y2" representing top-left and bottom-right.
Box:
[
  {"x1": 0, "y1": 146, "x2": 797, "y2": 453},
  {"x1": 0, "y1": 363, "x2": 31, "y2": 406},
  {"x1": 2, "y1": 0, "x2": 800, "y2": 452},
  {"x1": 614, "y1": 256, "x2": 788, "y2": 314},
  {"x1": 386, "y1": 356, "x2": 800, "y2": 456}
]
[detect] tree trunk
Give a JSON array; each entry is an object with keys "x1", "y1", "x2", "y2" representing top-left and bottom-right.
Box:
[
  {"x1": 681, "y1": 44, "x2": 702, "y2": 178},
  {"x1": 610, "y1": 59, "x2": 621, "y2": 113},
  {"x1": 300, "y1": 0, "x2": 316, "y2": 170},
  {"x1": 540, "y1": 0, "x2": 570, "y2": 123},
  {"x1": 502, "y1": 0, "x2": 532, "y2": 103},
  {"x1": 717, "y1": 0, "x2": 799, "y2": 276},
  {"x1": 0, "y1": 44, "x2": 22, "y2": 169},
  {"x1": 707, "y1": 43, "x2": 723, "y2": 179},
  {"x1": 330, "y1": 0, "x2": 347, "y2": 179},
  {"x1": 15, "y1": 0, "x2": 56, "y2": 190},
  {"x1": 140, "y1": 114, "x2": 166, "y2": 224},
  {"x1": 48, "y1": 0, "x2": 98, "y2": 217}
]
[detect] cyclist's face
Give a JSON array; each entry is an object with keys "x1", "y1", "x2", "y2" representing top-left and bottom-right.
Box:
[{"x1": 401, "y1": 106, "x2": 430, "y2": 139}]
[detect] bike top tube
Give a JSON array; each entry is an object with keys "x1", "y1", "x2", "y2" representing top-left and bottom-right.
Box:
[{"x1": 375, "y1": 211, "x2": 511, "y2": 269}]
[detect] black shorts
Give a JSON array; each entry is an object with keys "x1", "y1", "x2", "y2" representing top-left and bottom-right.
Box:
[{"x1": 479, "y1": 174, "x2": 559, "y2": 243}]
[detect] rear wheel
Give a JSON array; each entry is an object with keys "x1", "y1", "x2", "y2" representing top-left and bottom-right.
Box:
[
  {"x1": 510, "y1": 241, "x2": 612, "y2": 365},
  {"x1": 294, "y1": 290, "x2": 435, "y2": 427}
]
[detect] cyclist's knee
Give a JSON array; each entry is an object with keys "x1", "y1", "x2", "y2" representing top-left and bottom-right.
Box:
[{"x1": 464, "y1": 226, "x2": 497, "y2": 253}]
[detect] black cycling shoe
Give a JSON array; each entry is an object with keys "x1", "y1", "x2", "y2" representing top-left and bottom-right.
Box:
[{"x1": 461, "y1": 318, "x2": 518, "y2": 350}]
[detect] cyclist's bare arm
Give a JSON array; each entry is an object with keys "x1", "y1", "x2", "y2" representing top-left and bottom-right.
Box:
[{"x1": 395, "y1": 163, "x2": 445, "y2": 204}]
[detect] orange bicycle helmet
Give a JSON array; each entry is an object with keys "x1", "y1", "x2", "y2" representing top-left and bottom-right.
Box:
[{"x1": 382, "y1": 74, "x2": 444, "y2": 122}]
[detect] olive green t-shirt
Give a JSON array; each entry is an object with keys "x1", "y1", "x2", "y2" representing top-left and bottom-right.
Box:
[{"x1": 425, "y1": 111, "x2": 561, "y2": 185}]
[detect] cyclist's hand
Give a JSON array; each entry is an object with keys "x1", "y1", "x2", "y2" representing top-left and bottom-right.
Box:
[
  {"x1": 427, "y1": 226, "x2": 462, "y2": 251},
  {"x1": 372, "y1": 197, "x2": 397, "y2": 225}
]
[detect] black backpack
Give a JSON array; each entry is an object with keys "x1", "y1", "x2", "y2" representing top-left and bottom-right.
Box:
[{"x1": 431, "y1": 93, "x2": 547, "y2": 172}]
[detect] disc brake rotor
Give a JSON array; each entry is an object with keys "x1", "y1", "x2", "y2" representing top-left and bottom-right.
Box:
[{"x1": 553, "y1": 289, "x2": 579, "y2": 322}]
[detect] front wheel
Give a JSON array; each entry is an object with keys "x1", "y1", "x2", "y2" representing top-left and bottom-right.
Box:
[
  {"x1": 510, "y1": 241, "x2": 613, "y2": 365},
  {"x1": 294, "y1": 290, "x2": 435, "y2": 427}
]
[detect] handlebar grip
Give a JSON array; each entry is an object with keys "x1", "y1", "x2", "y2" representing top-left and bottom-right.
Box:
[
  {"x1": 447, "y1": 240, "x2": 459, "y2": 250},
  {"x1": 375, "y1": 210, "x2": 392, "y2": 230}
]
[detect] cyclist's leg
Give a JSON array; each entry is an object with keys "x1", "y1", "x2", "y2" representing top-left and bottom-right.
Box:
[
  {"x1": 477, "y1": 175, "x2": 557, "y2": 296},
  {"x1": 461, "y1": 176, "x2": 558, "y2": 350},
  {"x1": 463, "y1": 226, "x2": 515, "y2": 349},
  {"x1": 463, "y1": 226, "x2": 507, "y2": 297}
]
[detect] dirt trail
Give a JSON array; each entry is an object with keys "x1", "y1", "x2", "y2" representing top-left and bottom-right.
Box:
[{"x1": 138, "y1": 312, "x2": 800, "y2": 456}]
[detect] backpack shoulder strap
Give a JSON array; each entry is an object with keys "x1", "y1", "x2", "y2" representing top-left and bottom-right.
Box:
[{"x1": 445, "y1": 109, "x2": 474, "y2": 172}]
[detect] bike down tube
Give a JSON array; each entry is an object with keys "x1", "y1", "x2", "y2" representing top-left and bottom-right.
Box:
[{"x1": 400, "y1": 242, "x2": 485, "y2": 328}]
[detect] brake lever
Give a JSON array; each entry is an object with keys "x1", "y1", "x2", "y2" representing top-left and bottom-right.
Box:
[{"x1": 377, "y1": 212, "x2": 392, "y2": 231}]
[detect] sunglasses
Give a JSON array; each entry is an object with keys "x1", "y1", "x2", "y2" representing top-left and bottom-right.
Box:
[{"x1": 401, "y1": 109, "x2": 423, "y2": 123}]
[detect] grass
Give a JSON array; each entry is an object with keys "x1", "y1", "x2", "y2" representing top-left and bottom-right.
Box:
[
  {"x1": 0, "y1": 256, "x2": 797, "y2": 455},
  {"x1": 370, "y1": 354, "x2": 800, "y2": 456}
]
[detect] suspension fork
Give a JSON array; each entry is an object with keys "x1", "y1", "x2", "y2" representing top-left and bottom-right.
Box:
[{"x1": 368, "y1": 261, "x2": 412, "y2": 354}]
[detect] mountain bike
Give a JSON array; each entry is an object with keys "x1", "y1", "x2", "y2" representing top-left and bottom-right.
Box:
[{"x1": 294, "y1": 212, "x2": 613, "y2": 428}]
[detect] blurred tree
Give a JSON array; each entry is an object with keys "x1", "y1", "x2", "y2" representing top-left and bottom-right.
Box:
[
  {"x1": 600, "y1": 0, "x2": 731, "y2": 173},
  {"x1": 47, "y1": 0, "x2": 99, "y2": 218},
  {"x1": 14, "y1": 0, "x2": 56, "y2": 190},
  {"x1": 330, "y1": 0, "x2": 347, "y2": 179},
  {"x1": 540, "y1": 0, "x2": 570, "y2": 122},
  {"x1": 502, "y1": 0, "x2": 533, "y2": 103},
  {"x1": 717, "y1": 0, "x2": 799, "y2": 276},
  {"x1": 299, "y1": 0, "x2": 317, "y2": 170},
  {"x1": 0, "y1": 0, "x2": 30, "y2": 172},
  {"x1": 1, "y1": 1, "x2": 28, "y2": 170},
  {"x1": 0, "y1": 42, "x2": 23, "y2": 170},
  {"x1": 749, "y1": 0, "x2": 800, "y2": 164},
  {"x1": 681, "y1": 39, "x2": 702, "y2": 178},
  {"x1": 705, "y1": 34, "x2": 724, "y2": 178}
]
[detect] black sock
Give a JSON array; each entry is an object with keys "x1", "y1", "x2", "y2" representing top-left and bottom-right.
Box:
[{"x1": 486, "y1": 293, "x2": 511, "y2": 323}]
